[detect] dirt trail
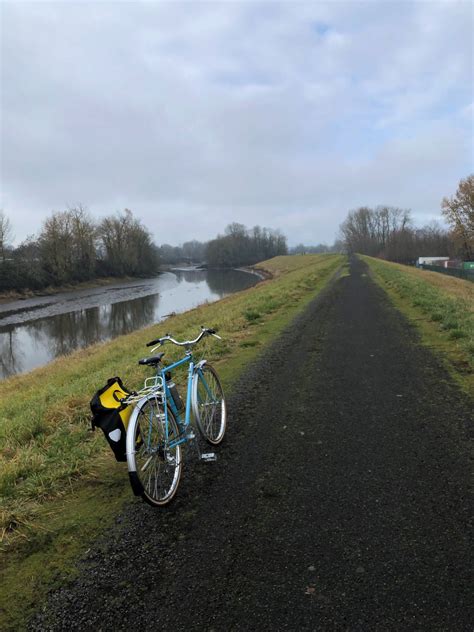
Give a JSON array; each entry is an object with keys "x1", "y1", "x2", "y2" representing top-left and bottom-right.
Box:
[{"x1": 31, "y1": 257, "x2": 472, "y2": 631}]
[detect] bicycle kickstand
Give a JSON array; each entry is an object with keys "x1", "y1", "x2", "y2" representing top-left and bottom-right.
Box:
[{"x1": 187, "y1": 426, "x2": 217, "y2": 462}]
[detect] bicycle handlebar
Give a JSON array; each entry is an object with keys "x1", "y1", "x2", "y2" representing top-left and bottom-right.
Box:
[{"x1": 146, "y1": 327, "x2": 221, "y2": 350}]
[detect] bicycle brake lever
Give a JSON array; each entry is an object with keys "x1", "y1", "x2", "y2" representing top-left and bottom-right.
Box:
[{"x1": 211, "y1": 333, "x2": 222, "y2": 340}]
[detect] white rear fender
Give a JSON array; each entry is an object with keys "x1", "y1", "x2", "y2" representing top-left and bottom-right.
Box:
[{"x1": 126, "y1": 395, "x2": 158, "y2": 472}]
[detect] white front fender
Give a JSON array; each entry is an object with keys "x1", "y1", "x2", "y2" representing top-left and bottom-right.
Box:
[{"x1": 126, "y1": 395, "x2": 155, "y2": 473}]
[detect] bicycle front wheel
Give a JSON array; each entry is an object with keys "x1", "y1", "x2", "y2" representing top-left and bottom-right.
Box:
[
  {"x1": 192, "y1": 363, "x2": 226, "y2": 445},
  {"x1": 126, "y1": 395, "x2": 182, "y2": 507}
]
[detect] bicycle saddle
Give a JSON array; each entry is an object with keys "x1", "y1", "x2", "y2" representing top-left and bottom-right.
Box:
[{"x1": 138, "y1": 352, "x2": 165, "y2": 367}]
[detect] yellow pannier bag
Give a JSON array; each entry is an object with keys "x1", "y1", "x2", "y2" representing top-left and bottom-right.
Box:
[{"x1": 90, "y1": 377, "x2": 134, "y2": 462}]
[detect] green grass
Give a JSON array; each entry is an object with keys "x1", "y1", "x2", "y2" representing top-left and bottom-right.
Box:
[
  {"x1": 0, "y1": 253, "x2": 344, "y2": 631},
  {"x1": 362, "y1": 255, "x2": 473, "y2": 395}
]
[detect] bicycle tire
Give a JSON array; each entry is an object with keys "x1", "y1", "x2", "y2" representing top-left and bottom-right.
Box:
[
  {"x1": 192, "y1": 363, "x2": 226, "y2": 445},
  {"x1": 126, "y1": 395, "x2": 182, "y2": 506}
]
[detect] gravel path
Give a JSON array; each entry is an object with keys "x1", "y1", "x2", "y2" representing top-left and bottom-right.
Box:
[{"x1": 31, "y1": 257, "x2": 473, "y2": 631}]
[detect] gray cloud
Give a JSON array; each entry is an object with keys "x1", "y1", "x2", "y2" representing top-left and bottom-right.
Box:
[{"x1": 1, "y1": 1, "x2": 472, "y2": 246}]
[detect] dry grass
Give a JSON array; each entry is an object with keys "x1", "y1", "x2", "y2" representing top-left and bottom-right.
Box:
[
  {"x1": 376, "y1": 259, "x2": 474, "y2": 306},
  {"x1": 363, "y1": 256, "x2": 473, "y2": 394}
]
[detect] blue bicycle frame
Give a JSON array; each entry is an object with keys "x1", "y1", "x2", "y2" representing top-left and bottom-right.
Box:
[{"x1": 156, "y1": 351, "x2": 213, "y2": 450}]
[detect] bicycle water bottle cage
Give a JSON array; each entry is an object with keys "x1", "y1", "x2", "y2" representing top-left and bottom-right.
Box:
[{"x1": 138, "y1": 352, "x2": 165, "y2": 367}]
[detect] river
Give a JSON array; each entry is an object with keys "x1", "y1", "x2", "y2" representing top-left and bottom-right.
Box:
[{"x1": 0, "y1": 268, "x2": 259, "y2": 379}]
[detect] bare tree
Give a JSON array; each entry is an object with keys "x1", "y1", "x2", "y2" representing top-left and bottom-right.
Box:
[
  {"x1": 442, "y1": 174, "x2": 474, "y2": 260},
  {"x1": 38, "y1": 211, "x2": 73, "y2": 283},
  {"x1": 98, "y1": 209, "x2": 159, "y2": 276},
  {"x1": 0, "y1": 210, "x2": 14, "y2": 262},
  {"x1": 37, "y1": 206, "x2": 97, "y2": 283},
  {"x1": 68, "y1": 205, "x2": 97, "y2": 279},
  {"x1": 13, "y1": 235, "x2": 45, "y2": 289},
  {"x1": 340, "y1": 206, "x2": 416, "y2": 261},
  {"x1": 340, "y1": 206, "x2": 412, "y2": 256}
]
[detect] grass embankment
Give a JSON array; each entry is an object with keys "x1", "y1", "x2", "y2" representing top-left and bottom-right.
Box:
[
  {"x1": 0, "y1": 253, "x2": 344, "y2": 630},
  {"x1": 362, "y1": 256, "x2": 473, "y2": 395}
]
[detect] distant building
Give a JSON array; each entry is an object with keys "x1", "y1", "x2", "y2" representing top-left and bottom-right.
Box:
[{"x1": 416, "y1": 256, "x2": 449, "y2": 267}]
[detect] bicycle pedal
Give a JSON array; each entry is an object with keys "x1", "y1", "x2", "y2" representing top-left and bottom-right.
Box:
[
  {"x1": 200, "y1": 452, "x2": 217, "y2": 462},
  {"x1": 186, "y1": 432, "x2": 196, "y2": 440}
]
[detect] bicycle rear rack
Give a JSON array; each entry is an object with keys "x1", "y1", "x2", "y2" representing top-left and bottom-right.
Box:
[{"x1": 124, "y1": 375, "x2": 165, "y2": 405}]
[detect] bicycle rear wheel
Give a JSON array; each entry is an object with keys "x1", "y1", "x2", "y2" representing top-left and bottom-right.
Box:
[
  {"x1": 126, "y1": 395, "x2": 182, "y2": 506},
  {"x1": 192, "y1": 363, "x2": 226, "y2": 445}
]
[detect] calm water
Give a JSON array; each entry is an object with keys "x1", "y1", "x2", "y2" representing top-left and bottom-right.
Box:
[{"x1": 0, "y1": 269, "x2": 258, "y2": 379}]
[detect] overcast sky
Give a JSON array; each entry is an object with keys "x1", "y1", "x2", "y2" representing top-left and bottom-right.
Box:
[{"x1": 1, "y1": 1, "x2": 473, "y2": 247}]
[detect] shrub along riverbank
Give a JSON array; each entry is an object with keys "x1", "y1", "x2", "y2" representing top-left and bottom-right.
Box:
[
  {"x1": 362, "y1": 255, "x2": 473, "y2": 395},
  {"x1": 0, "y1": 253, "x2": 344, "y2": 630}
]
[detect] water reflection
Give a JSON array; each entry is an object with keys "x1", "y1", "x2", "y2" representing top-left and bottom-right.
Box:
[
  {"x1": 0, "y1": 327, "x2": 22, "y2": 377},
  {"x1": 172, "y1": 269, "x2": 208, "y2": 284},
  {"x1": 205, "y1": 269, "x2": 257, "y2": 295},
  {"x1": 108, "y1": 294, "x2": 159, "y2": 338},
  {"x1": 0, "y1": 269, "x2": 257, "y2": 379},
  {"x1": 31, "y1": 309, "x2": 101, "y2": 357},
  {"x1": 172, "y1": 269, "x2": 257, "y2": 295}
]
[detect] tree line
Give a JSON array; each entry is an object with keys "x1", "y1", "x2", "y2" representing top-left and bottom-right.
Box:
[
  {"x1": 158, "y1": 240, "x2": 207, "y2": 265},
  {"x1": 158, "y1": 223, "x2": 288, "y2": 267},
  {"x1": 205, "y1": 223, "x2": 288, "y2": 267},
  {"x1": 0, "y1": 207, "x2": 159, "y2": 291},
  {"x1": 0, "y1": 211, "x2": 290, "y2": 292},
  {"x1": 289, "y1": 242, "x2": 343, "y2": 255},
  {"x1": 339, "y1": 175, "x2": 474, "y2": 263}
]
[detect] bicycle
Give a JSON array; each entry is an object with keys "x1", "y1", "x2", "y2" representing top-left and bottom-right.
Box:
[{"x1": 124, "y1": 326, "x2": 226, "y2": 506}]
